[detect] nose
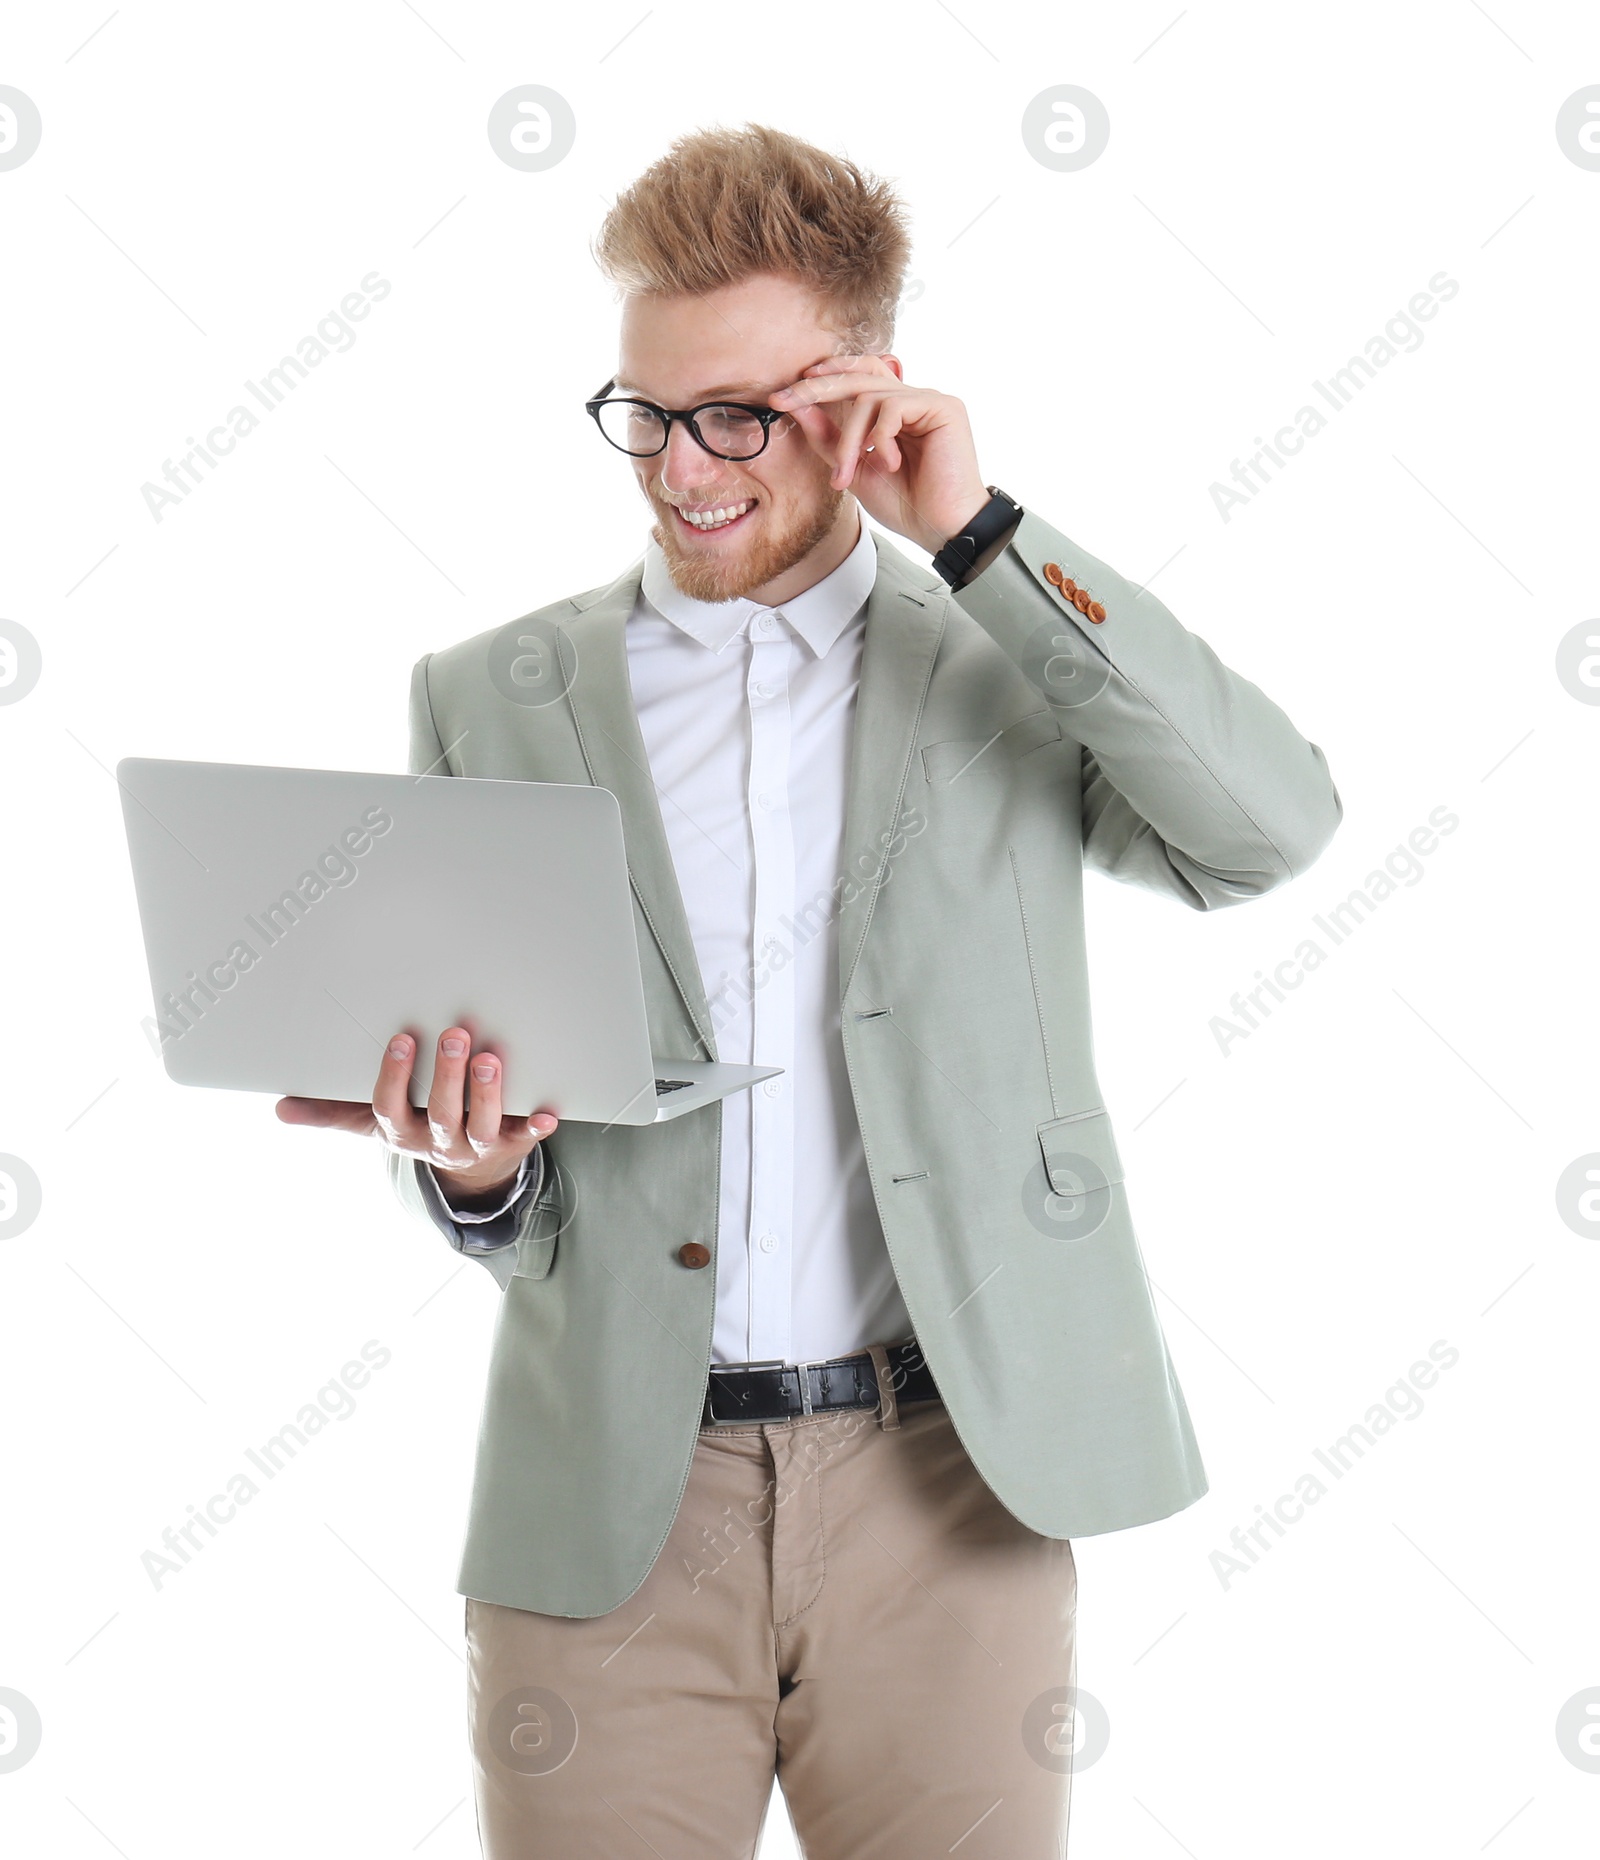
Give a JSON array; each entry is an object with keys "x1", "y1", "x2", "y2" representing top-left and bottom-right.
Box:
[{"x1": 659, "y1": 418, "x2": 736, "y2": 499}]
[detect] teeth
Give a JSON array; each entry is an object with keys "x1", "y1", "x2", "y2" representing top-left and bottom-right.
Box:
[{"x1": 681, "y1": 500, "x2": 752, "y2": 529}]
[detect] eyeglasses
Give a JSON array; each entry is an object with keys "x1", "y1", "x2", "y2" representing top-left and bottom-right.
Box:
[{"x1": 584, "y1": 376, "x2": 790, "y2": 462}]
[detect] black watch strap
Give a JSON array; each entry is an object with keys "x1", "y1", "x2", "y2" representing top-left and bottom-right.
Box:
[{"x1": 930, "y1": 486, "x2": 1024, "y2": 589}]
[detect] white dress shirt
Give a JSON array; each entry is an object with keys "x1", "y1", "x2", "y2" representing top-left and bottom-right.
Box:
[
  {"x1": 631, "y1": 511, "x2": 913, "y2": 1365},
  {"x1": 437, "y1": 509, "x2": 914, "y2": 1367}
]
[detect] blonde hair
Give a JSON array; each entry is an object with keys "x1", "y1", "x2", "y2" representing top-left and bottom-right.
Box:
[{"x1": 592, "y1": 124, "x2": 913, "y2": 353}]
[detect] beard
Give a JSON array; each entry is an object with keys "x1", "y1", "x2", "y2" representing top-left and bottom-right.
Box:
[{"x1": 650, "y1": 480, "x2": 846, "y2": 605}]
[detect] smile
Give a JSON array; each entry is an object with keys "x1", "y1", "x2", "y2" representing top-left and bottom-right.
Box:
[{"x1": 673, "y1": 499, "x2": 757, "y2": 535}]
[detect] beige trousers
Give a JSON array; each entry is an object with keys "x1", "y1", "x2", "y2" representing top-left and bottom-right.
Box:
[{"x1": 466, "y1": 1365, "x2": 1078, "y2": 1858}]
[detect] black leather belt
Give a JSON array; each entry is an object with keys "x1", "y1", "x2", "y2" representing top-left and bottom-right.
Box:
[{"x1": 702, "y1": 1338, "x2": 938, "y2": 1426}]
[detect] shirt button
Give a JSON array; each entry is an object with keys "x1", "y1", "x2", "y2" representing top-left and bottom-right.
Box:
[
  {"x1": 756, "y1": 613, "x2": 778, "y2": 635},
  {"x1": 763, "y1": 1078, "x2": 781, "y2": 1097},
  {"x1": 752, "y1": 681, "x2": 774, "y2": 699},
  {"x1": 757, "y1": 791, "x2": 776, "y2": 810},
  {"x1": 758, "y1": 1232, "x2": 779, "y2": 1254}
]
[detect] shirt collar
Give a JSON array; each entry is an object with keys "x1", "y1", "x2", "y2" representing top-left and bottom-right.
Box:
[{"x1": 638, "y1": 507, "x2": 876, "y2": 658}]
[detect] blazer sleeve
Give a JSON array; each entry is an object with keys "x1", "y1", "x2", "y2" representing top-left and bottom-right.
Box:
[
  {"x1": 949, "y1": 506, "x2": 1342, "y2": 908},
  {"x1": 383, "y1": 652, "x2": 554, "y2": 1285},
  {"x1": 387, "y1": 1142, "x2": 548, "y2": 1291}
]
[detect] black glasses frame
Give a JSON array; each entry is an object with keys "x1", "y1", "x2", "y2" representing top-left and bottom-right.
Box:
[{"x1": 584, "y1": 376, "x2": 790, "y2": 461}]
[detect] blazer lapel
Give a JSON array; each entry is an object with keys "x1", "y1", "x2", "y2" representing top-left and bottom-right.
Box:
[
  {"x1": 556, "y1": 563, "x2": 718, "y2": 1060},
  {"x1": 837, "y1": 536, "x2": 947, "y2": 1003},
  {"x1": 553, "y1": 530, "x2": 946, "y2": 1047}
]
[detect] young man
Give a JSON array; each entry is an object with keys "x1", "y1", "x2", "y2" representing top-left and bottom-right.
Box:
[{"x1": 280, "y1": 124, "x2": 1341, "y2": 1857}]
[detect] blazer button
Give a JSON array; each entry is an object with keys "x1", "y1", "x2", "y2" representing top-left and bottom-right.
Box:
[
  {"x1": 1073, "y1": 589, "x2": 1092, "y2": 614},
  {"x1": 678, "y1": 1242, "x2": 712, "y2": 1269},
  {"x1": 1088, "y1": 601, "x2": 1106, "y2": 623},
  {"x1": 1043, "y1": 561, "x2": 1065, "y2": 586}
]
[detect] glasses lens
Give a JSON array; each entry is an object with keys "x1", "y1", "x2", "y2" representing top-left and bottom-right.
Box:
[
  {"x1": 596, "y1": 400, "x2": 668, "y2": 455},
  {"x1": 694, "y1": 405, "x2": 768, "y2": 459}
]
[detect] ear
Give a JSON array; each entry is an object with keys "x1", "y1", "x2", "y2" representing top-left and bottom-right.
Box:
[{"x1": 877, "y1": 353, "x2": 906, "y2": 380}]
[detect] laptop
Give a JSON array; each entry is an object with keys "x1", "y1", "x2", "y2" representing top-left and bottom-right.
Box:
[{"x1": 116, "y1": 758, "x2": 781, "y2": 1125}]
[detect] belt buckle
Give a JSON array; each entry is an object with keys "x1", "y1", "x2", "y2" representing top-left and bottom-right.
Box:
[
  {"x1": 791, "y1": 1349, "x2": 871, "y2": 1416},
  {"x1": 705, "y1": 1359, "x2": 787, "y2": 1426}
]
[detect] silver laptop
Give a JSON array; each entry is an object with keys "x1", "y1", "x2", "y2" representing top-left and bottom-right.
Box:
[{"x1": 116, "y1": 758, "x2": 780, "y2": 1125}]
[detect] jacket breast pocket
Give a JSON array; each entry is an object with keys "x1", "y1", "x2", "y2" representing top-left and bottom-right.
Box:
[
  {"x1": 1030, "y1": 1108, "x2": 1126, "y2": 1242},
  {"x1": 921, "y1": 710, "x2": 1063, "y2": 785}
]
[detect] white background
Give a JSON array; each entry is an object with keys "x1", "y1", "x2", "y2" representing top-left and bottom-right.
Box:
[{"x1": 2, "y1": 2, "x2": 1598, "y2": 1855}]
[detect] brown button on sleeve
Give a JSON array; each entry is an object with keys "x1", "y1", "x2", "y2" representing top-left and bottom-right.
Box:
[
  {"x1": 1073, "y1": 589, "x2": 1091, "y2": 614},
  {"x1": 677, "y1": 1242, "x2": 712, "y2": 1269},
  {"x1": 1088, "y1": 601, "x2": 1106, "y2": 623},
  {"x1": 1043, "y1": 561, "x2": 1064, "y2": 586}
]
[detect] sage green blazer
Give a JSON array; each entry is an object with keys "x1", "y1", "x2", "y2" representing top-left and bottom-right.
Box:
[{"x1": 388, "y1": 504, "x2": 1341, "y2": 1617}]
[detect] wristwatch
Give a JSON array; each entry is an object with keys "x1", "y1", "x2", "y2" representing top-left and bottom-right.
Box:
[{"x1": 930, "y1": 486, "x2": 1025, "y2": 589}]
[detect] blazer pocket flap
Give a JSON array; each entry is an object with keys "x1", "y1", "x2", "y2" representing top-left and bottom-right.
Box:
[
  {"x1": 1037, "y1": 1108, "x2": 1126, "y2": 1194},
  {"x1": 921, "y1": 710, "x2": 1063, "y2": 784}
]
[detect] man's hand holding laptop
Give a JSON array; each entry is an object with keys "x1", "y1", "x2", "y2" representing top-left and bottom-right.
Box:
[{"x1": 275, "y1": 1025, "x2": 559, "y2": 1212}]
